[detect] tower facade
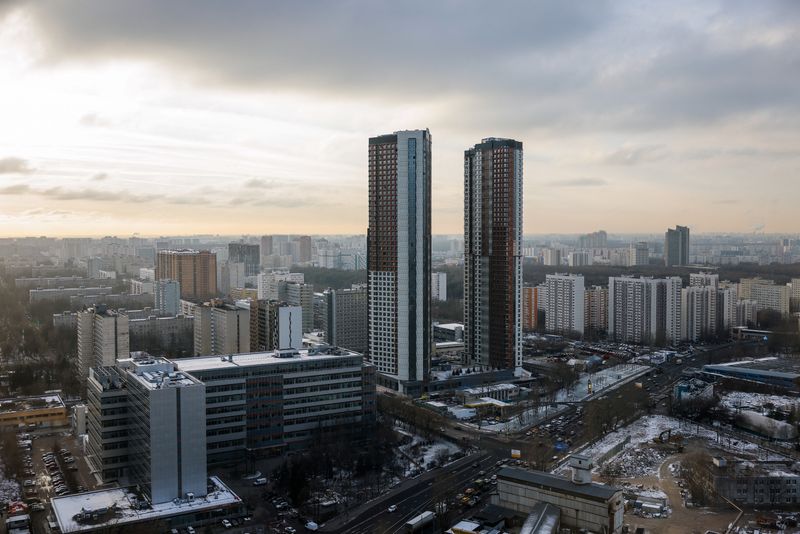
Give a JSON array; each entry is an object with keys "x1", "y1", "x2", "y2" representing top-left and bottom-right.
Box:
[
  {"x1": 367, "y1": 130, "x2": 431, "y2": 393},
  {"x1": 464, "y1": 138, "x2": 523, "y2": 370}
]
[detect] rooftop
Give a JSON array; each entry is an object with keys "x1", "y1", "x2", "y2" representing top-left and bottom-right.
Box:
[
  {"x1": 173, "y1": 346, "x2": 363, "y2": 373},
  {"x1": 0, "y1": 395, "x2": 64, "y2": 414},
  {"x1": 50, "y1": 476, "x2": 240, "y2": 533},
  {"x1": 121, "y1": 357, "x2": 201, "y2": 390},
  {"x1": 497, "y1": 467, "x2": 620, "y2": 503}
]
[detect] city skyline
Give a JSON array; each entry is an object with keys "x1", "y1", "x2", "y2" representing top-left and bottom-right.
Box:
[{"x1": 1, "y1": 1, "x2": 799, "y2": 237}]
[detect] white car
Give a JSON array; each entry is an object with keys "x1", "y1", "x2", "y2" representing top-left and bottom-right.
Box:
[
  {"x1": 387, "y1": 505, "x2": 397, "y2": 513},
  {"x1": 221, "y1": 519, "x2": 232, "y2": 528}
]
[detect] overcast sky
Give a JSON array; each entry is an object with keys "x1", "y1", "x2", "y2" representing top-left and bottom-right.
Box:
[{"x1": 0, "y1": 1, "x2": 798, "y2": 237}]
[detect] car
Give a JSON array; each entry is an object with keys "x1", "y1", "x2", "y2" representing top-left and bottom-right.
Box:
[
  {"x1": 186, "y1": 527, "x2": 196, "y2": 534},
  {"x1": 387, "y1": 505, "x2": 397, "y2": 513},
  {"x1": 285, "y1": 528, "x2": 296, "y2": 534},
  {"x1": 221, "y1": 519, "x2": 232, "y2": 528},
  {"x1": 31, "y1": 503, "x2": 46, "y2": 512}
]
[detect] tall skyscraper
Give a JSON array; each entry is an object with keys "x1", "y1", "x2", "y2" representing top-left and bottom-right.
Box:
[
  {"x1": 664, "y1": 225, "x2": 690, "y2": 266},
  {"x1": 156, "y1": 249, "x2": 217, "y2": 301},
  {"x1": 464, "y1": 138, "x2": 523, "y2": 371},
  {"x1": 367, "y1": 129, "x2": 431, "y2": 394}
]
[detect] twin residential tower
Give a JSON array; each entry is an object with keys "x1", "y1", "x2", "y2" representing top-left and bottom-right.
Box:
[{"x1": 367, "y1": 131, "x2": 523, "y2": 395}]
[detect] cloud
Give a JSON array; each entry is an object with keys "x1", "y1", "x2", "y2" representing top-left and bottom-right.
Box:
[
  {"x1": 0, "y1": 157, "x2": 34, "y2": 174},
  {"x1": 79, "y1": 113, "x2": 111, "y2": 127},
  {"x1": 603, "y1": 145, "x2": 667, "y2": 166},
  {"x1": 243, "y1": 178, "x2": 275, "y2": 189},
  {"x1": 0, "y1": 184, "x2": 31, "y2": 195},
  {"x1": 547, "y1": 178, "x2": 607, "y2": 187},
  {"x1": 91, "y1": 173, "x2": 109, "y2": 181}
]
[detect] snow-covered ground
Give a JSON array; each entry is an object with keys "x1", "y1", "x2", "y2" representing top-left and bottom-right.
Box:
[
  {"x1": 396, "y1": 426, "x2": 461, "y2": 476},
  {"x1": 556, "y1": 414, "x2": 787, "y2": 476},
  {"x1": 719, "y1": 391, "x2": 799, "y2": 413},
  {"x1": 465, "y1": 364, "x2": 649, "y2": 433}
]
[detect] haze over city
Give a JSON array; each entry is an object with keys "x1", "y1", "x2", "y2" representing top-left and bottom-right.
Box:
[{"x1": 1, "y1": 1, "x2": 799, "y2": 237}]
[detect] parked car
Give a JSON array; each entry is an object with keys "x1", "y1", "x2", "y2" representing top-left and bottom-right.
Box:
[{"x1": 387, "y1": 505, "x2": 397, "y2": 512}]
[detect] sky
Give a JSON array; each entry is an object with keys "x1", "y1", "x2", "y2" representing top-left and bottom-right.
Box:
[{"x1": 0, "y1": 1, "x2": 798, "y2": 237}]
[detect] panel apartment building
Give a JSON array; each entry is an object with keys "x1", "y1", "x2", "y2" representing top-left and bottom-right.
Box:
[{"x1": 156, "y1": 249, "x2": 217, "y2": 301}]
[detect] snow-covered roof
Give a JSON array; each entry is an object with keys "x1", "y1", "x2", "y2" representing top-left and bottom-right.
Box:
[{"x1": 51, "y1": 477, "x2": 240, "y2": 533}]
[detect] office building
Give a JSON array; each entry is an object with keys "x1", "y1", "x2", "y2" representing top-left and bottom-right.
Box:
[
  {"x1": 681, "y1": 286, "x2": 718, "y2": 342},
  {"x1": 584, "y1": 286, "x2": 609, "y2": 334},
  {"x1": 174, "y1": 347, "x2": 377, "y2": 462},
  {"x1": 628, "y1": 242, "x2": 649, "y2": 267},
  {"x1": 664, "y1": 225, "x2": 690, "y2": 266},
  {"x1": 368, "y1": 129, "x2": 431, "y2": 394},
  {"x1": 193, "y1": 301, "x2": 250, "y2": 356},
  {"x1": 522, "y1": 286, "x2": 540, "y2": 331},
  {"x1": 29, "y1": 286, "x2": 113, "y2": 303},
  {"x1": 228, "y1": 243, "x2": 260, "y2": 277},
  {"x1": 284, "y1": 281, "x2": 313, "y2": 333},
  {"x1": 608, "y1": 276, "x2": 682, "y2": 344},
  {"x1": 155, "y1": 250, "x2": 217, "y2": 301},
  {"x1": 568, "y1": 251, "x2": 591, "y2": 267},
  {"x1": 77, "y1": 306, "x2": 130, "y2": 386},
  {"x1": 86, "y1": 357, "x2": 207, "y2": 503},
  {"x1": 431, "y1": 271, "x2": 447, "y2": 301},
  {"x1": 545, "y1": 274, "x2": 585, "y2": 336},
  {"x1": 154, "y1": 279, "x2": 181, "y2": 316},
  {"x1": 464, "y1": 137, "x2": 523, "y2": 371},
  {"x1": 247, "y1": 299, "x2": 302, "y2": 352}
]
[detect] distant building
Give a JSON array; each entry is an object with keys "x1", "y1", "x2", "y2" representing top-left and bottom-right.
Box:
[
  {"x1": 608, "y1": 276, "x2": 682, "y2": 344},
  {"x1": 284, "y1": 281, "x2": 314, "y2": 333},
  {"x1": 584, "y1": 285, "x2": 609, "y2": 334},
  {"x1": 77, "y1": 306, "x2": 129, "y2": 387},
  {"x1": 228, "y1": 243, "x2": 260, "y2": 277},
  {"x1": 545, "y1": 274, "x2": 585, "y2": 336},
  {"x1": 578, "y1": 230, "x2": 607, "y2": 249},
  {"x1": 664, "y1": 225, "x2": 690, "y2": 266},
  {"x1": 690, "y1": 272, "x2": 719, "y2": 288},
  {"x1": 431, "y1": 271, "x2": 448, "y2": 301},
  {"x1": 791, "y1": 278, "x2": 800, "y2": 312},
  {"x1": 129, "y1": 278, "x2": 154, "y2": 295},
  {"x1": 628, "y1": 242, "x2": 649, "y2": 267},
  {"x1": 259, "y1": 235, "x2": 273, "y2": 265},
  {"x1": 433, "y1": 323, "x2": 464, "y2": 343},
  {"x1": 128, "y1": 314, "x2": 193, "y2": 353},
  {"x1": 29, "y1": 286, "x2": 113, "y2": 303},
  {"x1": 522, "y1": 285, "x2": 540, "y2": 331},
  {"x1": 156, "y1": 249, "x2": 217, "y2": 301},
  {"x1": 681, "y1": 286, "x2": 718, "y2": 342},
  {"x1": 193, "y1": 301, "x2": 249, "y2": 356},
  {"x1": 324, "y1": 286, "x2": 368, "y2": 354},
  {"x1": 246, "y1": 299, "x2": 302, "y2": 352},
  {"x1": 568, "y1": 251, "x2": 591, "y2": 267},
  {"x1": 154, "y1": 279, "x2": 181, "y2": 316},
  {"x1": 543, "y1": 248, "x2": 562, "y2": 266},
  {"x1": 174, "y1": 347, "x2": 377, "y2": 462},
  {"x1": 257, "y1": 270, "x2": 304, "y2": 300}
]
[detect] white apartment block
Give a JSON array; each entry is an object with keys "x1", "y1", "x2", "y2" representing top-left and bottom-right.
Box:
[
  {"x1": 129, "y1": 278, "x2": 154, "y2": 295},
  {"x1": 681, "y1": 286, "x2": 718, "y2": 342},
  {"x1": 568, "y1": 251, "x2": 591, "y2": 267},
  {"x1": 545, "y1": 274, "x2": 585, "y2": 336},
  {"x1": 431, "y1": 271, "x2": 448, "y2": 301},
  {"x1": 257, "y1": 270, "x2": 304, "y2": 300},
  {"x1": 193, "y1": 303, "x2": 249, "y2": 356},
  {"x1": 628, "y1": 242, "x2": 649, "y2": 267},
  {"x1": 608, "y1": 276, "x2": 682, "y2": 344},
  {"x1": 155, "y1": 279, "x2": 181, "y2": 316},
  {"x1": 690, "y1": 272, "x2": 720, "y2": 288},
  {"x1": 543, "y1": 248, "x2": 562, "y2": 266}
]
